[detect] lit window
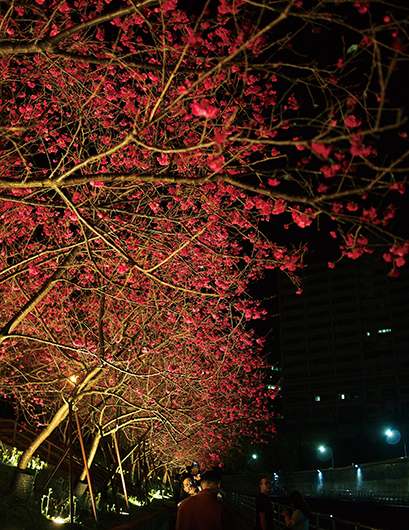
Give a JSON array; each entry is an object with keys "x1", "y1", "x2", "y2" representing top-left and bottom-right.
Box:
[
  {"x1": 315, "y1": 395, "x2": 321, "y2": 402},
  {"x1": 339, "y1": 393, "x2": 346, "y2": 400},
  {"x1": 377, "y1": 328, "x2": 391, "y2": 334},
  {"x1": 366, "y1": 332, "x2": 371, "y2": 336}
]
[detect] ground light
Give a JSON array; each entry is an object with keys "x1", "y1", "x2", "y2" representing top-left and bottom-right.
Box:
[{"x1": 50, "y1": 516, "x2": 70, "y2": 524}]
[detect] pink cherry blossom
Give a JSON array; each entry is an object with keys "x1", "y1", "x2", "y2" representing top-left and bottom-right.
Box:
[
  {"x1": 157, "y1": 153, "x2": 170, "y2": 166},
  {"x1": 312, "y1": 142, "x2": 333, "y2": 159},
  {"x1": 345, "y1": 115, "x2": 362, "y2": 128},
  {"x1": 191, "y1": 100, "x2": 219, "y2": 119}
]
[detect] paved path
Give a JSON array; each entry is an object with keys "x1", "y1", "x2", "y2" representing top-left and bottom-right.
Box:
[
  {"x1": 231, "y1": 508, "x2": 254, "y2": 530},
  {"x1": 101, "y1": 500, "x2": 170, "y2": 530},
  {"x1": 104, "y1": 499, "x2": 253, "y2": 530}
]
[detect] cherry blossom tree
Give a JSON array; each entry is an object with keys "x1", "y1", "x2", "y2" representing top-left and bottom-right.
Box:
[
  {"x1": 1, "y1": 267, "x2": 277, "y2": 471},
  {"x1": 0, "y1": 166, "x2": 285, "y2": 472},
  {"x1": 0, "y1": 0, "x2": 409, "y2": 475}
]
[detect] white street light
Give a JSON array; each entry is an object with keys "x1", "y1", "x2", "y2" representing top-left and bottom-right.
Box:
[
  {"x1": 317, "y1": 445, "x2": 334, "y2": 468},
  {"x1": 385, "y1": 428, "x2": 407, "y2": 458}
]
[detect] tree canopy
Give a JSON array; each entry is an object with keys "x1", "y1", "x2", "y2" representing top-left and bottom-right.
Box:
[{"x1": 0, "y1": 0, "x2": 408, "y2": 470}]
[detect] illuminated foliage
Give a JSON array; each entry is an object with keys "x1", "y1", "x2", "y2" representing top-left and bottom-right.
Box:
[{"x1": 0, "y1": 0, "x2": 408, "y2": 470}]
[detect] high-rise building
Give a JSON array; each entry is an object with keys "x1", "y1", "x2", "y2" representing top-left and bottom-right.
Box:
[{"x1": 277, "y1": 253, "x2": 409, "y2": 461}]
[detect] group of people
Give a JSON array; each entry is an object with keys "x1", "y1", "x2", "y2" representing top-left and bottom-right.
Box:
[
  {"x1": 173, "y1": 462, "x2": 202, "y2": 504},
  {"x1": 173, "y1": 464, "x2": 310, "y2": 530},
  {"x1": 174, "y1": 468, "x2": 236, "y2": 530}
]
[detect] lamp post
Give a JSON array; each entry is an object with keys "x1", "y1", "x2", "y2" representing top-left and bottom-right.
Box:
[
  {"x1": 385, "y1": 429, "x2": 407, "y2": 458},
  {"x1": 317, "y1": 445, "x2": 334, "y2": 468}
]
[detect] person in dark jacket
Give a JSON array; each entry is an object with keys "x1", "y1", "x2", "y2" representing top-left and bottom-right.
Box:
[
  {"x1": 255, "y1": 476, "x2": 274, "y2": 530},
  {"x1": 176, "y1": 470, "x2": 236, "y2": 530},
  {"x1": 173, "y1": 473, "x2": 189, "y2": 504}
]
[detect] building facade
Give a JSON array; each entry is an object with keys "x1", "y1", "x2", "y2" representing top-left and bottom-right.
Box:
[{"x1": 277, "y1": 254, "x2": 409, "y2": 459}]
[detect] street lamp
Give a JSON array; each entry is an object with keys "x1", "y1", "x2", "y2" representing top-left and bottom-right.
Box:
[
  {"x1": 317, "y1": 445, "x2": 334, "y2": 468},
  {"x1": 385, "y1": 429, "x2": 407, "y2": 458}
]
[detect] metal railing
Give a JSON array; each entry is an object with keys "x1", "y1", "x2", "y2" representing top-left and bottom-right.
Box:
[
  {"x1": 0, "y1": 419, "x2": 115, "y2": 493},
  {"x1": 314, "y1": 489, "x2": 409, "y2": 505},
  {"x1": 226, "y1": 492, "x2": 387, "y2": 530}
]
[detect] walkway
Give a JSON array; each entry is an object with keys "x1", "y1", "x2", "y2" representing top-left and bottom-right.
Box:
[
  {"x1": 100, "y1": 500, "x2": 171, "y2": 530},
  {"x1": 103, "y1": 498, "x2": 253, "y2": 530},
  {"x1": 231, "y1": 507, "x2": 254, "y2": 530}
]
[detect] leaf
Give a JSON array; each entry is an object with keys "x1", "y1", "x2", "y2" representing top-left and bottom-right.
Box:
[{"x1": 347, "y1": 44, "x2": 358, "y2": 54}]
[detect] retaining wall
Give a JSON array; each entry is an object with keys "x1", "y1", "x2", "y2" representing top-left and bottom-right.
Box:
[{"x1": 223, "y1": 457, "x2": 409, "y2": 498}]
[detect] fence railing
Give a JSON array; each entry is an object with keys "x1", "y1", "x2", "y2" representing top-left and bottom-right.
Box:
[
  {"x1": 313, "y1": 489, "x2": 409, "y2": 505},
  {"x1": 225, "y1": 492, "x2": 388, "y2": 530},
  {"x1": 0, "y1": 419, "x2": 64, "y2": 467},
  {"x1": 0, "y1": 419, "x2": 118, "y2": 494}
]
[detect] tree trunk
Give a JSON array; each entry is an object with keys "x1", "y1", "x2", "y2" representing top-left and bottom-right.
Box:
[
  {"x1": 17, "y1": 365, "x2": 103, "y2": 473},
  {"x1": 17, "y1": 403, "x2": 69, "y2": 471},
  {"x1": 79, "y1": 430, "x2": 101, "y2": 482}
]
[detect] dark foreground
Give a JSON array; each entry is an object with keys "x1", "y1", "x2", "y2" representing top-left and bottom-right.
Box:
[{"x1": 297, "y1": 497, "x2": 407, "y2": 530}]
